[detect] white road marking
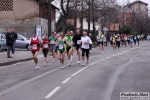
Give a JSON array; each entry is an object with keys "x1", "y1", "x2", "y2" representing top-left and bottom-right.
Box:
[
  {"x1": 71, "y1": 67, "x2": 86, "y2": 77},
  {"x1": 45, "y1": 87, "x2": 61, "y2": 99},
  {"x1": 101, "y1": 59, "x2": 133, "y2": 100},
  {"x1": 62, "y1": 77, "x2": 72, "y2": 84}
]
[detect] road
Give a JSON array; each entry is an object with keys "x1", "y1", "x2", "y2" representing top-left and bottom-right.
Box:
[{"x1": 0, "y1": 42, "x2": 150, "y2": 100}]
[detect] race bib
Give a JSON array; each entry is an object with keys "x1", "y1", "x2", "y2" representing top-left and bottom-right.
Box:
[
  {"x1": 77, "y1": 40, "x2": 81, "y2": 44},
  {"x1": 32, "y1": 44, "x2": 37, "y2": 50},
  {"x1": 51, "y1": 41, "x2": 55, "y2": 44},
  {"x1": 100, "y1": 39, "x2": 103, "y2": 42},
  {"x1": 68, "y1": 41, "x2": 72, "y2": 45},
  {"x1": 43, "y1": 44, "x2": 48, "y2": 48},
  {"x1": 59, "y1": 45, "x2": 63, "y2": 49}
]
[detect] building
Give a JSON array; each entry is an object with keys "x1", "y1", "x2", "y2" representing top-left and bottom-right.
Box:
[
  {"x1": 0, "y1": 0, "x2": 58, "y2": 38},
  {"x1": 123, "y1": 0, "x2": 148, "y2": 26}
]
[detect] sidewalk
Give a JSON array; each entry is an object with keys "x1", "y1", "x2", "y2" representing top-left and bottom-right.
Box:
[{"x1": 0, "y1": 49, "x2": 44, "y2": 67}]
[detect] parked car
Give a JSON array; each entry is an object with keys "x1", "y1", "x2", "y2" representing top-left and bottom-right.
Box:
[
  {"x1": 15, "y1": 35, "x2": 31, "y2": 50},
  {"x1": 0, "y1": 34, "x2": 7, "y2": 51}
]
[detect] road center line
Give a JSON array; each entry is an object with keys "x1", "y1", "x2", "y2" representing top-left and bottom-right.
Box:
[
  {"x1": 62, "y1": 77, "x2": 72, "y2": 84},
  {"x1": 45, "y1": 87, "x2": 61, "y2": 99}
]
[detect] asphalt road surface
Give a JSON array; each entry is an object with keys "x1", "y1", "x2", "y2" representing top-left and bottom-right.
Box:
[{"x1": 0, "y1": 42, "x2": 150, "y2": 100}]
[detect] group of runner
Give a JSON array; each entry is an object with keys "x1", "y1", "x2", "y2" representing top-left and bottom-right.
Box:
[
  {"x1": 29, "y1": 29, "x2": 144, "y2": 70},
  {"x1": 29, "y1": 29, "x2": 92, "y2": 70}
]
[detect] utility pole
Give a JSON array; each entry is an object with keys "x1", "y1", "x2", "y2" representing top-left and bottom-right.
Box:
[
  {"x1": 48, "y1": 0, "x2": 54, "y2": 38},
  {"x1": 80, "y1": 0, "x2": 84, "y2": 34},
  {"x1": 88, "y1": 0, "x2": 91, "y2": 34},
  {"x1": 92, "y1": 0, "x2": 95, "y2": 41}
]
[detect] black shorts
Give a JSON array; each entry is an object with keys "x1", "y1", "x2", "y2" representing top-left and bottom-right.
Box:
[
  {"x1": 75, "y1": 45, "x2": 81, "y2": 50},
  {"x1": 82, "y1": 48, "x2": 89, "y2": 57},
  {"x1": 99, "y1": 41, "x2": 103, "y2": 45},
  {"x1": 43, "y1": 49, "x2": 48, "y2": 57},
  {"x1": 66, "y1": 46, "x2": 71, "y2": 52}
]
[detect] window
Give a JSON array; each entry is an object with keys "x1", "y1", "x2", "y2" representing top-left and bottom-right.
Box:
[
  {"x1": 17, "y1": 36, "x2": 23, "y2": 40},
  {"x1": 0, "y1": 0, "x2": 13, "y2": 11}
]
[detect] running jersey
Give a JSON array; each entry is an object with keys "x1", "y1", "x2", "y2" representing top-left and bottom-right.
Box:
[
  {"x1": 124, "y1": 36, "x2": 127, "y2": 41},
  {"x1": 99, "y1": 34, "x2": 104, "y2": 42},
  {"x1": 30, "y1": 36, "x2": 40, "y2": 52},
  {"x1": 73, "y1": 34, "x2": 82, "y2": 46},
  {"x1": 112, "y1": 37, "x2": 116, "y2": 43},
  {"x1": 130, "y1": 38, "x2": 133, "y2": 42},
  {"x1": 42, "y1": 39, "x2": 49, "y2": 50},
  {"x1": 127, "y1": 36, "x2": 130, "y2": 40},
  {"x1": 58, "y1": 38, "x2": 65, "y2": 52},
  {"x1": 134, "y1": 36, "x2": 137, "y2": 40},
  {"x1": 49, "y1": 36, "x2": 56, "y2": 44},
  {"x1": 65, "y1": 36, "x2": 73, "y2": 47}
]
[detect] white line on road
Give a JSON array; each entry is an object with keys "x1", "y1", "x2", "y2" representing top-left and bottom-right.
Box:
[
  {"x1": 45, "y1": 87, "x2": 61, "y2": 99},
  {"x1": 71, "y1": 43, "x2": 149, "y2": 78},
  {"x1": 62, "y1": 77, "x2": 72, "y2": 84}
]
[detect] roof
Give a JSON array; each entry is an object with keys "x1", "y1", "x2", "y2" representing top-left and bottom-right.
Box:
[{"x1": 124, "y1": 0, "x2": 148, "y2": 8}]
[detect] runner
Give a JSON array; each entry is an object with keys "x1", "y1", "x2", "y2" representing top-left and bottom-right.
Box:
[
  {"x1": 110, "y1": 34, "x2": 113, "y2": 47},
  {"x1": 73, "y1": 28, "x2": 82, "y2": 64},
  {"x1": 98, "y1": 32, "x2": 105, "y2": 53},
  {"x1": 30, "y1": 31, "x2": 43, "y2": 70},
  {"x1": 56, "y1": 32, "x2": 66, "y2": 69},
  {"x1": 112, "y1": 34, "x2": 117, "y2": 51},
  {"x1": 88, "y1": 33, "x2": 93, "y2": 53},
  {"x1": 133, "y1": 35, "x2": 137, "y2": 46},
  {"x1": 120, "y1": 34, "x2": 124, "y2": 47},
  {"x1": 42, "y1": 34, "x2": 49, "y2": 66},
  {"x1": 70, "y1": 31, "x2": 74, "y2": 63},
  {"x1": 116, "y1": 34, "x2": 121, "y2": 50},
  {"x1": 65, "y1": 30, "x2": 73, "y2": 66},
  {"x1": 124, "y1": 34, "x2": 128, "y2": 47},
  {"x1": 127, "y1": 35, "x2": 130, "y2": 46},
  {"x1": 49, "y1": 32, "x2": 57, "y2": 63},
  {"x1": 137, "y1": 34, "x2": 140, "y2": 46},
  {"x1": 81, "y1": 31, "x2": 92, "y2": 66},
  {"x1": 130, "y1": 35, "x2": 134, "y2": 48},
  {"x1": 103, "y1": 35, "x2": 107, "y2": 47}
]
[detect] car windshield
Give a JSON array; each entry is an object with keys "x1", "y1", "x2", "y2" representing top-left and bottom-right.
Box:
[{"x1": 18, "y1": 35, "x2": 28, "y2": 40}]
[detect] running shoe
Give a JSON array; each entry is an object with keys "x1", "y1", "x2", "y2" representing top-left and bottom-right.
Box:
[
  {"x1": 82, "y1": 63, "x2": 85, "y2": 66},
  {"x1": 61, "y1": 65, "x2": 64, "y2": 69},
  {"x1": 44, "y1": 62, "x2": 46, "y2": 66},
  {"x1": 78, "y1": 60, "x2": 80, "y2": 64},
  {"x1": 68, "y1": 61, "x2": 71, "y2": 66}
]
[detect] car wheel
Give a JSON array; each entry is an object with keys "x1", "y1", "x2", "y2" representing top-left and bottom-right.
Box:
[{"x1": 26, "y1": 44, "x2": 31, "y2": 50}]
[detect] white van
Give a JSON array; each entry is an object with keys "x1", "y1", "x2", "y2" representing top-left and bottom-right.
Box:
[{"x1": 0, "y1": 34, "x2": 7, "y2": 51}]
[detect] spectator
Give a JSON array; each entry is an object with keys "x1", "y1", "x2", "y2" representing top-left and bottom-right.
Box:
[
  {"x1": 11, "y1": 28, "x2": 18, "y2": 54},
  {"x1": 6, "y1": 29, "x2": 13, "y2": 58}
]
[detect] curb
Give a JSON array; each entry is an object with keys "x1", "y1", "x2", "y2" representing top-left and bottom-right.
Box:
[
  {"x1": 0, "y1": 55, "x2": 44, "y2": 67},
  {"x1": 0, "y1": 57, "x2": 33, "y2": 67}
]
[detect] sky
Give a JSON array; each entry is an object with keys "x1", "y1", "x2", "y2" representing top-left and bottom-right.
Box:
[{"x1": 53, "y1": 0, "x2": 150, "y2": 21}]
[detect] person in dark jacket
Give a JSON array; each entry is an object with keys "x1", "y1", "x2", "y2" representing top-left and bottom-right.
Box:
[
  {"x1": 6, "y1": 29, "x2": 13, "y2": 58},
  {"x1": 11, "y1": 28, "x2": 18, "y2": 54}
]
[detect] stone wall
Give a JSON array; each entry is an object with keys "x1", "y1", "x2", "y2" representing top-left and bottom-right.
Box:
[{"x1": 0, "y1": 0, "x2": 39, "y2": 20}]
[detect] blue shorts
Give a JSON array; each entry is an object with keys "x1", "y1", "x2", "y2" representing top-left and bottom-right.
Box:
[{"x1": 50, "y1": 44, "x2": 56, "y2": 52}]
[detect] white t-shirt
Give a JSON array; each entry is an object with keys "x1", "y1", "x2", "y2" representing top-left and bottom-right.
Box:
[{"x1": 81, "y1": 36, "x2": 92, "y2": 49}]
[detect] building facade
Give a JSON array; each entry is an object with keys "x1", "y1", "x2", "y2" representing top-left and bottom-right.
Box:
[{"x1": 0, "y1": 0, "x2": 58, "y2": 38}]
